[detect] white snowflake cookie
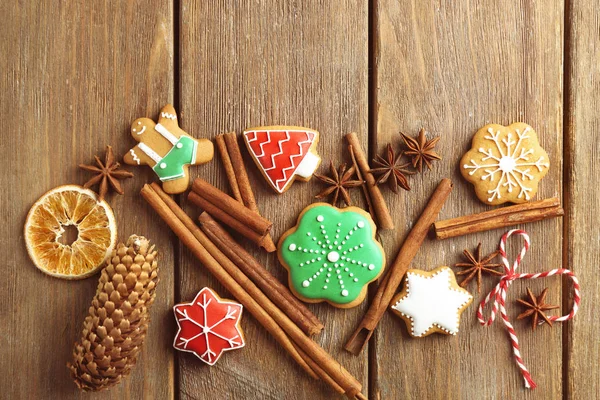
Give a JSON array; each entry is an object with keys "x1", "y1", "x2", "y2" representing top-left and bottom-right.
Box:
[
  {"x1": 460, "y1": 123, "x2": 550, "y2": 205},
  {"x1": 391, "y1": 267, "x2": 473, "y2": 338}
]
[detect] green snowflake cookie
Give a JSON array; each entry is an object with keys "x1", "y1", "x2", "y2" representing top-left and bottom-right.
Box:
[{"x1": 278, "y1": 203, "x2": 385, "y2": 308}]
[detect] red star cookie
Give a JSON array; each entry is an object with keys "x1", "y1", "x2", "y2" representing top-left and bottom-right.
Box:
[{"x1": 173, "y1": 287, "x2": 245, "y2": 366}]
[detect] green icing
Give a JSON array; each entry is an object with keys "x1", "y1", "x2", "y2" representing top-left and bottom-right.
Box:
[
  {"x1": 281, "y1": 204, "x2": 384, "y2": 305},
  {"x1": 152, "y1": 136, "x2": 198, "y2": 181}
]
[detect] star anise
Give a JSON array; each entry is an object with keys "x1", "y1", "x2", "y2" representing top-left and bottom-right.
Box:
[
  {"x1": 370, "y1": 143, "x2": 415, "y2": 193},
  {"x1": 454, "y1": 243, "x2": 503, "y2": 293},
  {"x1": 517, "y1": 287, "x2": 559, "y2": 330},
  {"x1": 80, "y1": 145, "x2": 134, "y2": 202},
  {"x1": 400, "y1": 128, "x2": 441, "y2": 172},
  {"x1": 314, "y1": 161, "x2": 363, "y2": 207}
]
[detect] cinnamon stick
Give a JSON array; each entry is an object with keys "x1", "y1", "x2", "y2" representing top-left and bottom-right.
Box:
[
  {"x1": 434, "y1": 197, "x2": 564, "y2": 240},
  {"x1": 349, "y1": 144, "x2": 375, "y2": 223},
  {"x1": 144, "y1": 183, "x2": 315, "y2": 377},
  {"x1": 216, "y1": 132, "x2": 276, "y2": 252},
  {"x1": 345, "y1": 178, "x2": 453, "y2": 355},
  {"x1": 198, "y1": 212, "x2": 324, "y2": 336},
  {"x1": 215, "y1": 134, "x2": 243, "y2": 202},
  {"x1": 142, "y1": 183, "x2": 364, "y2": 399},
  {"x1": 189, "y1": 178, "x2": 272, "y2": 247},
  {"x1": 345, "y1": 132, "x2": 394, "y2": 230}
]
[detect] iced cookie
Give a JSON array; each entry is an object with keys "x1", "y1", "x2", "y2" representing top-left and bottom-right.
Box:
[
  {"x1": 243, "y1": 126, "x2": 320, "y2": 194},
  {"x1": 123, "y1": 104, "x2": 214, "y2": 194},
  {"x1": 391, "y1": 267, "x2": 473, "y2": 338},
  {"x1": 173, "y1": 287, "x2": 245, "y2": 366},
  {"x1": 460, "y1": 123, "x2": 549, "y2": 205},
  {"x1": 278, "y1": 203, "x2": 385, "y2": 308}
]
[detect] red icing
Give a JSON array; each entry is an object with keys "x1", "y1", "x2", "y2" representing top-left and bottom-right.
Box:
[
  {"x1": 244, "y1": 129, "x2": 316, "y2": 192},
  {"x1": 173, "y1": 287, "x2": 245, "y2": 366}
]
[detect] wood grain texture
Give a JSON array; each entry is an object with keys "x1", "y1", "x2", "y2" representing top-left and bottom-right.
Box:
[
  {"x1": 0, "y1": 1, "x2": 175, "y2": 398},
  {"x1": 178, "y1": 0, "x2": 368, "y2": 398},
  {"x1": 371, "y1": 1, "x2": 564, "y2": 399},
  {"x1": 565, "y1": 1, "x2": 600, "y2": 398},
  {"x1": 2, "y1": 0, "x2": 595, "y2": 398}
]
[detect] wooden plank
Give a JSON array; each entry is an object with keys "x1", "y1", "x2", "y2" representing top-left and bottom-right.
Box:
[
  {"x1": 178, "y1": 1, "x2": 368, "y2": 398},
  {"x1": 565, "y1": 1, "x2": 600, "y2": 398},
  {"x1": 371, "y1": 1, "x2": 564, "y2": 398},
  {"x1": 0, "y1": 1, "x2": 174, "y2": 398}
]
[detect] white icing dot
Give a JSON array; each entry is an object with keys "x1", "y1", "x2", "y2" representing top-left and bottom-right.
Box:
[
  {"x1": 368, "y1": 264, "x2": 375, "y2": 270},
  {"x1": 317, "y1": 215, "x2": 324, "y2": 222},
  {"x1": 341, "y1": 289, "x2": 349, "y2": 297},
  {"x1": 323, "y1": 285, "x2": 328, "y2": 289},
  {"x1": 357, "y1": 221, "x2": 365, "y2": 228},
  {"x1": 302, "y1": 280, "x2": 310, "y2": 287},
  {"x1": 327, "y1": 251, "x2": 340, "y2": 262},
  {"x1": 288, "y1": 243, "x2": 297, "y2": 251},
  {"x1": 137, "y1": 121, "x2": 142, "y2": 125},
  {"x1": 176, "y1": 142, "x2": 183, "y2": 149},
  {"x1": 354, "y1": 278, "x2": 359, "y2": 282},
  {"x1": 307, "y1": 232, "x2": 311, "y2": 236},
  {"x1": 160, "y1": 162, "x2": 167, "y2": 169}
]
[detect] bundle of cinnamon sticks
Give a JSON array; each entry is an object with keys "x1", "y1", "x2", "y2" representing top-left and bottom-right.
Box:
[
  {"x1": 215, "y1": 132, "x2": 276, "y2": 251},
  {"x1": 141, "y1": 183, "x2": 366, "y2": 399}
]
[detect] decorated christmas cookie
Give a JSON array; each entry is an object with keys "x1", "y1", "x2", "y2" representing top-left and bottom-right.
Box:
[
  {"x1": 460, "y1": 123, "x2": 549, "y2": 205},
  {"x1": 278, "y1": 203, "x2": 385, "y2": 308},
  {"x1": 123, "y1": 104, "x2": 214, "y2": 194},
  {"x1": 391, "y1": 267, "x2": 473, "y2": 337},
  {"x1": 243, "y1": 126, "x2": 321, "y2": 194},
  {"x1": 173, "y1": 287, "x2": 245, "y2": 366}
]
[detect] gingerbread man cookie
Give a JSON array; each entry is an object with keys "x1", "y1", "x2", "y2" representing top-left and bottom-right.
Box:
[
  {"x1": 123, "y1": 105, "x2": 214, "y2": 194},
  {"x1": 390, "y1": 267, "x2": 472, "y2": 338},
  {"x1": 243, "y1": 126, "x2": 321, "y2": 194},
  {"x1": 460, "y1": 123, "x2": 550, "y2": 205}
]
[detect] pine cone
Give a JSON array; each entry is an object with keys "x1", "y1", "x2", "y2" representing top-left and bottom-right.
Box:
[{"x1": 68, "y1": 235, "x2": 159, "y2": 391}]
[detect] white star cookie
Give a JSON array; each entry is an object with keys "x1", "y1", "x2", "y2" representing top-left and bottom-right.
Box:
[{"x1": 391, "y1": 267, "x2": 473, "y2": 337}]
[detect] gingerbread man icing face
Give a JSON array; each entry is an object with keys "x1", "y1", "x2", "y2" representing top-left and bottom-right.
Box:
[{"x1": 123, "y1": 104, "x2": 214, "y2": 194}]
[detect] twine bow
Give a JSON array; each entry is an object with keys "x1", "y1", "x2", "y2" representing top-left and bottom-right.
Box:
[{"x1": 476, "y1": 229, "x2": 581, "y2": 389}]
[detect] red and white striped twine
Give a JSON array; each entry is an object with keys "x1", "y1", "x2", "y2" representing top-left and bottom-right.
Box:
[{"x1": 476, "y1": 229, "x2": 581, "y2": 389}]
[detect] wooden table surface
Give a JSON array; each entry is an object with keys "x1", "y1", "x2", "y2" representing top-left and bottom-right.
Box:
[{"x1": 2, "y1": 1, "x2": 598, "y2": 399}]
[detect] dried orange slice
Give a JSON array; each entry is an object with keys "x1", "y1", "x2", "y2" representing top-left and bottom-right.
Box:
[{"x1": 24, "y1": 185, "x2": 117, "y2": 279}]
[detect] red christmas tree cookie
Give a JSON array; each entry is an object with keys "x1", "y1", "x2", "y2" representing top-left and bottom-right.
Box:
[
  {"x1": 243, "y1": 126, "x2": 321, "y2": 194},
  {"x1": 173, "y1": 287, "x2": 245, "y2": 366}
]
